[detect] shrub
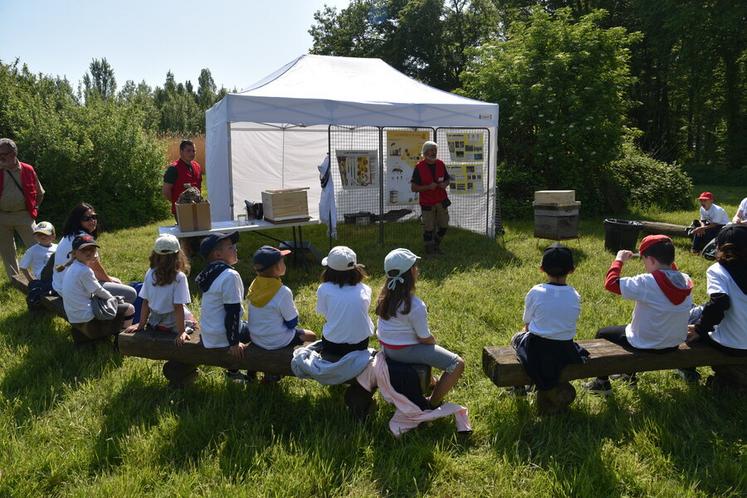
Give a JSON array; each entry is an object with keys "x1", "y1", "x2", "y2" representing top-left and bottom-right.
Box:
[
  {"x1": 0, "y1": 60, "x2": 169, "y2": 230},
  {"x1": 608, "y1": 142, "x2": 693, "y2": 211}
]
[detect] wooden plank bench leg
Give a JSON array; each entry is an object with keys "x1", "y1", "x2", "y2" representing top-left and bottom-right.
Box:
[
  {"x1": 163, "y1": 360, "x2": 199, "y2": 388},
  {"x1": 709, "y1": 365, "x2": 747, "y2": 390},
  {"x1": 344, "y1": 380, "x2": 375, "y2": 421},
  {"x1": 536, "y1": 382, "x2": 576, "y2": 415}
]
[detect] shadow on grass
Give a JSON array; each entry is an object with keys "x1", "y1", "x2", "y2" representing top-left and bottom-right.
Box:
[
  {"x1": 91, "y1": 371, "x2": 470, "y2": 496},
  {"x1": 0, "y1": 309, "x2": 121, "y2": 424},
  {"x1": 486, "y1": 381, "x2": 747, "y2": 496}
]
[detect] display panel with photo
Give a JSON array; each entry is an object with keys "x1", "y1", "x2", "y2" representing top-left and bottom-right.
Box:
[
  {"x1": 386, "y1": 130, "x2": 430, "y2": 205},
  {"x1": 335, "y1": 150, "x2": 378, "y2": 189}
]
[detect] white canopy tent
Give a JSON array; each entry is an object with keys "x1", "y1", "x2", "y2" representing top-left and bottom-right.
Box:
[{"x1": 205, "y1": 54, "x2": 499, "y2": 235}]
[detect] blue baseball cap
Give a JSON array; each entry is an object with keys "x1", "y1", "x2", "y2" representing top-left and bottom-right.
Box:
[
  {"x1": 253, "y1": 245, "x2": 291, "y2": 271},
  {"x1": 199, "y1": 232, "x2": 239, "y2": 258}
]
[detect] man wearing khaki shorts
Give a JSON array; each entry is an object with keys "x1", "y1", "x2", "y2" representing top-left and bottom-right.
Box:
[
  {"x1": 0, "y1": 138, "x2": 44, "y2": 278},
  {"x1": 411, "y1": 141, "x2": 450, "y2": 255}
]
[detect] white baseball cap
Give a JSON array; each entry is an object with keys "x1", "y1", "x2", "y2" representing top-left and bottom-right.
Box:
[
  {"x1": 384, "y1": 248, "x2": 420, "y2": 289},
  {"x1": 322, "y1": 245, "x2": 362, "y2": 271},
  {"x1": 154, "y1": 234, "x2": 180, "y2": 254},
  {"x1": 32, "y1": 221, "x2": 55, "y2": 236}
]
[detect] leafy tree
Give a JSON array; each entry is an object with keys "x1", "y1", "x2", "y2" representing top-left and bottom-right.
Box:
[
  {"x1": 460, "y1": 8, "x2": 642, "y2": 212},
  {"x1": 310, "y1": 0, "x2": 501, "y2": 91},
  {"x1": 82, "y1": 58, "x2": 117, "y2": 101},
  {"x1": 197, "y1": 68, "x2": 217, "y2": 109}
]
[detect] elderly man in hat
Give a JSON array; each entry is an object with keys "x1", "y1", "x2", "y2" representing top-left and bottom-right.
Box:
[
  {"x1": 0, "y1": 138, "x2": 45, "y2": 278},
  {"x1": 411, "y1": 141, "x2": 451, "y2": 255}
]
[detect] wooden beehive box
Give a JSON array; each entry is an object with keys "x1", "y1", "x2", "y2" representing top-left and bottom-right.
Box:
[
  {"x1": 534, "y1": 190, "x2": 576, "y2": 205},
  {"x1": 261, "y1": 188, "x2": 310, "y2": 223}
]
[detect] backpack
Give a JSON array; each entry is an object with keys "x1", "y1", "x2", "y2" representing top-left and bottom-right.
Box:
[{"x1": 26, "y1": 255, "x2": 57, "y2": 308}]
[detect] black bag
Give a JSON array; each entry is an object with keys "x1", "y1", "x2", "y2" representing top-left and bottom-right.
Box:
[{"x1": 27, "y1": 279, "x2": 54, "y2": 307}]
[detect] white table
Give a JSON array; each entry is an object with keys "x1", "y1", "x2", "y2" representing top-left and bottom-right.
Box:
[{"x1": 159, "y1": 218, "x2": 321, "y2": 265}]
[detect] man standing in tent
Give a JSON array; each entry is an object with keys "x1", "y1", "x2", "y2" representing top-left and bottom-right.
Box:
[
  {"x1": 162, "y1": 139, "x2": 202, "y2": 219},
  {"x1": 0, "y1": 138, "x2": 44, "y2": 278},
  {"x1": 411, "y1": 141, "x2": 451, "y2": 255}
]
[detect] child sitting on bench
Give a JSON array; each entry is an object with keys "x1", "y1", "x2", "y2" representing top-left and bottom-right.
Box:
[
  {"x1": 247, "y1": 245, "x2": 317, "y2": 381},
  {"x1": 125, "y1": 234, "x2": 195, "y2": 343},
  {"x1": 511, "y1": 243, "x2": 587, "y2": 394},
  {"x1": 585, "y1": 235, "x2": 694, "y2": 395},
  {"x1": 375, "y1": 248, "x2": 464, "y2": 408},
  {"x1": 316, "y1": 246, "x2": 374, "y2": 356},
  {"x1": 687, "y1": 225, "x2": 747, "y2": 357},
  {"x1": 195, "y1": 232, "x2": 251, "y2": 383}
]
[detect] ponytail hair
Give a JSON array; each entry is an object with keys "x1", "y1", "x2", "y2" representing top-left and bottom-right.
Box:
[
  {"x1": 149, "y1": 250, "x2": 190, "y2": 286},
  {"x1": 55, "y1": 255, "x2": 76, "y2": 272},
  {"x1": 375, "y1": 268, "x2": 415, "y2": 320}
]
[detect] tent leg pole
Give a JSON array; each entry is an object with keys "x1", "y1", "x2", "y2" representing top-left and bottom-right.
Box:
[{"x1": 378, "y1": 127, "x2": 384, "y2": 245}]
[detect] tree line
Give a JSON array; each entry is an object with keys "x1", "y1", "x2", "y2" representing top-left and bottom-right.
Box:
[{"x1": 310, "y1": 0, "x2": 745, "y2": 212}]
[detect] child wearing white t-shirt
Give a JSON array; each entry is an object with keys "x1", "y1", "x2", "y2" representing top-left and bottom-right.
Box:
[
  {"x1": 376, "y1": 248, "x2": 464, "y2": 408},
  {"x1": 688, "y1": 225, "x2": 747, "y2": 357},
  {"x1": 125, "y1": 234, "x2": 195, "y2": 343},
  {"x1": 19, "y1": 221, "x2": 57, "y2": 281},
  {"x1": 585, "y1": 235, "x2": 693, "y2": 394},
  {"x1": 511, "y1": 243, "x2": 587, "y2": 393},
  {"x1": 732, "y1": 197, "x2": 747, "y2": 224},
  {"x1": 691, "y1": 191, "x2": 730, "y2": 253},
  {"x1": 58, "y1": 234, "x2": 134, "y2": 334},
  {"x1": 316, "y1": 246, "x2": 374, "y2": 356}
]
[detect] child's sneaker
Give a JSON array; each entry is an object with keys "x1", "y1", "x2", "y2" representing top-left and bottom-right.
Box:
[
  {"x1": 610, "y1": 373, "x2": 638, "y2": 387},
  {"x1": 225, "y1": 370, "x2": 253, "y2": 384},
  {"x1": 676, "y1": 368, "x2": 701, "y2": 384},
  {"x1": 262, "y1": 373, "x2": 282, "y2": 384},
  {"x1": 583, "y1": 378, "x2": 612, "y2": 395},
  {"x1": 506, "y1": 385, "x2": 529, "y2": 397}
]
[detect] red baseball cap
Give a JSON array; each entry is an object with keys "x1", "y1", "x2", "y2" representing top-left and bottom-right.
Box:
[
  {"x1": 638, "y1": 234, "x2": 671, "y2": 255},
  {"x1": 697, "y1": 191, "x2": 714, "y2": 201}
]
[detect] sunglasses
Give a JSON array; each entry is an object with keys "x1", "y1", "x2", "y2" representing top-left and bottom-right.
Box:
[{"x1": 81, "y1": 214, "x2": 98, "y2": 222}]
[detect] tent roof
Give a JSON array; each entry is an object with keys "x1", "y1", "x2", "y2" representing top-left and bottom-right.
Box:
[{"x1": 207, "y1": 54, "x2": 498, "y2": 128}]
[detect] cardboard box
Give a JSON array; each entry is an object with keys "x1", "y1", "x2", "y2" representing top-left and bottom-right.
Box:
[
  {"x1": 261, "y1": 188, "x2": 309, "y2": 223},
  {"x1": 176, "y1": 201, "x2": 211, "y2": 232},
  {"x1": 534, "y1": 190, "x2": 576, "y2": 205}
]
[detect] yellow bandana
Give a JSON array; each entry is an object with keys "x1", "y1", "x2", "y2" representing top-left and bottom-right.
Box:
[{"x1": 247, "y1": 276, "x2": 282, "y2": 307}]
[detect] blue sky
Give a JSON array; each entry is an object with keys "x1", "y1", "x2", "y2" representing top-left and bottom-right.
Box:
[{"x1": 0, "y1": 0, "x2": 351, "y2": 91}]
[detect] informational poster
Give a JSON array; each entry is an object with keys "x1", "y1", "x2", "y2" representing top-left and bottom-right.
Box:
[
  {"x1": 386, "y1": 130, "x2": 430, "y2": 205},
  {"x1": 446, "y1": 132, "x2": 484, "y2": 162},
  {"x1": 335, "y1": 150, "x2": 378, "y2": 189},
  {"x1": 446, "y1": 163, "x2": 484, "y2": 194}
]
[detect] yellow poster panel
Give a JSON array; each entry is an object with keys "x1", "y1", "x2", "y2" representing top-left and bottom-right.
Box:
[
  {"x1": 446, "y1": 163, "x2": 484, "y2": 194},
  {"x1": 386, "y1": 130, "x2": 430, "y2": 205},
  {"x1": 446, "y1": 132, "x2": 484, "y2": 162}
]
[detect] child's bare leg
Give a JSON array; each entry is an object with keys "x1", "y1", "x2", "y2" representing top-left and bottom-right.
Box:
[
  {"x1": 121, "y1": 304, "x2": 135, "y2": 330},
  {"x1": 429, "y1": 357, "x2": 465, "y2": 406}
]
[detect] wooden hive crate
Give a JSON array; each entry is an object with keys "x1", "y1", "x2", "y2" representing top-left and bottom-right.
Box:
[{"x1": 261, "y1": 188, "x2": 310, "y2": 222}]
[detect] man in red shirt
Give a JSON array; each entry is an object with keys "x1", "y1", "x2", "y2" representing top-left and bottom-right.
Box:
[
  {"x1": 162, "y1": 139, "x2": 202, "y2": 219},
  {"x1": 0, "y1": 138, "x2": 45, "y2": 278},
  {"x1": 411, "y1": 141, "x2": 451, "y2": 255}
]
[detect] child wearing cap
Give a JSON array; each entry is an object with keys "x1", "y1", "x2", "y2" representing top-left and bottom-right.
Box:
[
  {"x1": 246, "y1": 245, "x2": 317, "y2": 355},
  {"x1": 585, "y1": 235, "x2": 694, "y2": 394},
  {"x1": 58, "y1": 234, "x2": 135, "y2": 332},
  {"x1": 411, "y1": 141, "x2": 451, "y2": 255},
  {"x1": 690, "y1": 191, "x2": 730, "y2": 253},
  {"x1": 195, "y1": 232, "x2": 252, "y2": 382},
  {"x1": 511, "y1": 243, "x2": 587, "y2": 393},
  {"x1": 375, "y1": 248, "x2": 465, "y2": 407},
  {"x1": 19, "y1": 221, "x2": 57, "y2": 282},
  {"x1": 125, "y1": 234, "x2": 195, "y2": 343},
  {"x1": 687, "y1": 225, "x2": 747, "y2": 357},
  {"x1": 316, "y1": 246, "x2": 374, "y2": 356}
]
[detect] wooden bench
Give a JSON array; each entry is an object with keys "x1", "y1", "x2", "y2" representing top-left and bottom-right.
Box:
[
  {"x1": 483, "y1": 339, "x2": 747, "y2": 414},
  {"x1": 639, "y1": 221, "x2": 689, "y2": 238},
  {"x1": 118, "y1": 328, "x2": 299, "y2": 386},
  {"x1": 11, "y1": 274, "x2": 124, "y2": 344}
]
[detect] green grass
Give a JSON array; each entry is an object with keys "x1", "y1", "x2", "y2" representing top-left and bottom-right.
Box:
[{"x1": 1, "y1": 187, "x2": 746, "y2": 497}]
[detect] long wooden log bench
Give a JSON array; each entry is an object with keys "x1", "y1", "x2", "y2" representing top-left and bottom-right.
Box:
[
  {"x1": 638, "y1": 221, "x2": 689, "y2": 238},
  {"x1": 11, "y1": 274, "x2": 124, "y2": 344},
  {"x1": 483, "y1": 339, "x2": 747, "y2": 414}
]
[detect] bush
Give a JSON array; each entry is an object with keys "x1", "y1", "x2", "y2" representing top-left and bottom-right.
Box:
[
  {"x1": 0, "y1": 60, "x2": 169, "y2": 230},
  {"x1": 608, "y1": 142, "x2": 693, "y2": 211},
  {"x1": 460, "y1": 8, "x2": 641, "y2": 214}
]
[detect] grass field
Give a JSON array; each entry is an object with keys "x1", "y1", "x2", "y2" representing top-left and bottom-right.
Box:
[{"x1": 1, "y1": 186, "x2": 746, "y2": 496}]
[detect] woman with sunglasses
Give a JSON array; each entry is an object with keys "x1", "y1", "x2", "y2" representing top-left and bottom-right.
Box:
[{"x1": 51, "y1": 202, "x2": 136, "y2": 304}]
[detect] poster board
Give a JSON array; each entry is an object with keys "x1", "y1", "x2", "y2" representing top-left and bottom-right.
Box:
[
  {"x1": 336, "y1": 150, "x2": 378, "y2": 189},
  {"x1": 386, "y1": 130, "x2": 430, "y2": 205},
  {"x1": 446, "y1": 132, "x2": 484, "y2": 162},
  {"x1": 446, "y1": 164, "x2": 484, "y2": 194}
]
